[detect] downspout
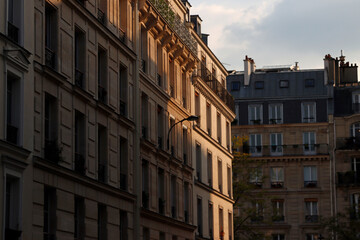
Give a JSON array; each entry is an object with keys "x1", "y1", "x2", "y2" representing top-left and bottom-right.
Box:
[{"x1": 134, "y1": 0, "x2": 141, "y2": 239}]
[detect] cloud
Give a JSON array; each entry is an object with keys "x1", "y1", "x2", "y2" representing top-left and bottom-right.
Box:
[{"x1": 189, "y1": 0, "x2": 360, "y2": 71}]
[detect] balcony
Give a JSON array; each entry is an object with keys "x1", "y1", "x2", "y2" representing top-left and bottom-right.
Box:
[
  {"x1": 120, "y1": 100, "x2": 126, "y2": 116},
  {"x1": 5, "y1": 228, "x2": 22, "y2": 240},
  {"x1": 45, "y1": 47, "x2": 56, "y2": 69},
  {"x1": 120, "y1": 173, "x2": 127, "y2": 190},
  {"x1": 194, "y1": 63, "x2": 235, "y2": 111},
  {"x1": 337, "y1": 137, "x2": 360, "y2": 150},
  {"x1": 304, "y1": 181, "x2": 317, "y2": 188},
  {"x1": 158, "y1": 136, "x2": 163, "y2": 149},
  {"x1": 6, "y1": 124, "x2": 18, "y2": 145},
  {"x1": 148, "y1": 0, "x2": 197, "y2": 55},
  {"x1": 74, "y1": 153, "x2": 86, "y2": 175},
  {"x1": 250, "y1": 215, "x2": 264, "y2": 223},
  {"x1": 44, "y1": 140, "x2": 62, "y2": 163},
  {"x1": 98, "y1": 162, "x2": 107, "y2": 183},
  {"x1": 305, "y1": 215, "x2": 319, "y2": 223},
  {"x1": 142, "y1": 191, "x2": 149, "y2": 209},
  {"x1": 157, "y1": 74, "x2": 162, "y2": 87},
  {"x1": 184, "y1": 210, "x2": 189, "y2": 223},
  {"x1": 141, "y1": 59, "x2": 146, "y2": 73},
  {"x1": 171, "y1": 206, "x2": 176, "y2": 218},
  {"x1": 272, "y1": 215, "x2": 285, "y2": 222},
  {"x1": 97, "y1": 9, "x2": 105, "y2": 24},
  {"x1": 142, "y1": 126, "x2": 147, "y2": 139},
  {"x1": 75, "y1": 69, "x2": 84, "y2": 88},
  {"x1": 337, "y1": 171, "x2": 360, "y2": 186},
  {"x1": 271, "y1": 181, "x2": 284, "y2": 188},
  {"x1": 98, "y1": 85, "x2": 107, "y2": 103},
  {"x1": 7, "y1": 22, "x2": 19, "y2": 43},
  {"x1": 158, "y1": 198, "x2": 165, "y2": 215},
  {"x1": 183, "y1": 153, "x2": 187, "y2": 165},
  {"x1": 244, "y1": 143, "x2": 328, "y2": 157},
  {"x1": 353, "y1": 103, "x2": 360, "y2": 114}
]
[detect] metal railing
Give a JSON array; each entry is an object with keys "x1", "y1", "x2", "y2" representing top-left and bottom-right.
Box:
[
  {"x1": 97, "y1": 9, "x2": 105, "y2": 24},
  {"x1": 75, "y1": 153, "x2": 86, "y2": 175},
  {"x1": 98, "y1": 85, "x2": 107, "y2": 103},
  {"x1": 75, "y1": 69, "x2": 84, "y2": 88},
  {"x1": 337, "y1": 137, "x2": 360, "y2": 150},
  {"x1": 6, "y1": 124, "x2": 18, "y2": 145},
  {"x1": 98, "y1": 162, "x2": 107, "y2": 183},
  {"x1": 194, "y1": 62, "x2": 235, "y2": 111},
  {"x1": 305, "y1": 215, "x2": 318, "y2": 223},
  {"x1": 337, "y1": 171, "x2": 360, "y2": 186},
  {"x1": 7, "y1": 22, "x2": 19, "y2": 43},
  {"x1": 45, "y1": 47, "x2": 56, "y2": 69},
  {"x1": 120, "y1": 173, "x2": 127, "y2": 190}
]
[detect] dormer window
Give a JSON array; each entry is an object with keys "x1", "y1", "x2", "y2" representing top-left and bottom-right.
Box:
[
  {"x1": 255, "y1": 81, "x2": 264, "y2": 89},
  {"x1": 305, "y1": 79, "x2": 315, "y2": 87},
  {"x1": 279, "y1": 80, "x2": 289, "y2": 88}
]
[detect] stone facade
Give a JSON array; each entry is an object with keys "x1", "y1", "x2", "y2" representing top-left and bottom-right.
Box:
[{"x1": 0, "y1": 0, "x2": 234, "y2": 240}]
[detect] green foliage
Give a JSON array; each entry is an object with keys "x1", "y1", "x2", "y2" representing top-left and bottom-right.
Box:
[
  {"x1": 320, "y1": 213, "x2": 360, "y2": 240},
  {"x1": 232, "y1": 136, "x2": 271, "y2": 240}
]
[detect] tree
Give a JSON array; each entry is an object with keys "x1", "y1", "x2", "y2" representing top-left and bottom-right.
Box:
[
  {"x1": 320, "y1": 212, "x2": 360, "y2": 240},
  {"x1": 232, "y1": 136, "x2": 271, "y2": 240}
]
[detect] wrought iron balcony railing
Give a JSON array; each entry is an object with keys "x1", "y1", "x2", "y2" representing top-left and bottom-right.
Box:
[
  {"x1": 75, "y1": 153, "x2": 86, "y2": 175},
  {"x1": 337, "y1": 171, "x2": 360, "y2": 186},
  {"x1": 45, "y1": 47, "x2": 56, "y2": 69},
  {"x1": 7, "y1": 22, "x2": 19, "y2": 43},
  {"x1": 194, "y1": 62, "x2": 235, "y2": 111}
]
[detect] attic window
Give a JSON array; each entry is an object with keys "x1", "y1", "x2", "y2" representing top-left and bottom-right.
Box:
[
  {"x1": 305, "y1": 79, "x2": 315, "y2": 87},
  {"x1": 255, "y1": 81, "x2": 264, "y2": 89},
  {"x1": 279, "y1": 80, "x2": 289, "y2": 88},
  {"x1": 231, "y1": 81, "x2": 240, "y2": 91}
]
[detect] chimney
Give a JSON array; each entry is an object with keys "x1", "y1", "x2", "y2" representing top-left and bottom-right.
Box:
[
  {"x1": 201, "y1": 33, "x2": 209, "y2": 46},
  {"x1": 324, "y1": 54, "x2": 335, "y2": 85},
  {"x1": 244, "y1": 56, "x2": 255, "y2": 86}
]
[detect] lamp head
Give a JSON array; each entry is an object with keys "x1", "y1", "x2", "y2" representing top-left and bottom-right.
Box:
[{"x1": 186, "y1": 115, "x2": 199, "y2": 121}]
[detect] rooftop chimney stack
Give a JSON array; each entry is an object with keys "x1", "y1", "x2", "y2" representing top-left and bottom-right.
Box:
[
  {"x1": 244, "y1": 56, "x2": 255, "y2": 86},
  {"x1": 324, "y1": 54, "x2": 335, "y2": 85}
]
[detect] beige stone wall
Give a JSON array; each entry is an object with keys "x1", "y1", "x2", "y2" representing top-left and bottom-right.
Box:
[{"x1": 232, "y1": 122, "x2": 333, "y2": 239}]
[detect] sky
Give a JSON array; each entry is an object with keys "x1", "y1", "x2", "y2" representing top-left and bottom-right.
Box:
[{"x1": 189, "y1": 0, "x2": 360, "y2": 72}]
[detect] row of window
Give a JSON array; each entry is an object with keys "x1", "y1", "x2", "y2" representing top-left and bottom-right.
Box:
[
  {"x1": 245, "y1": 102, "x2": 317, "y2": 125},
  {"x1": 141, "y1": 160, "x2": 191, "y2": 222},
  {"x1": 246, "y1": 132, "x2": 317, "y2": 156},
  {"x1": 142, "y1": 228, "x2": 189, "y2": 240},
  {"x1": 195, "y1": 91, "x2": 231, "y2": 150},
  {"x1": 263, "y1": 233, "x2": 323, "y2": 240},
  {"x1": 250, "y1": 166, "x2": 318, "y2": 188},
  {"x1": 196, "y1": 198, "x2": 232, "y2": 240},
  {"x1": 230, "y1": 78, "x2": 316, "y2": 91},
  {"x1": 251, "y1": 199, "x2": 319, "y2": 223},
  {"x1": 195, "y1": 145, "x2": 232, "y2": 196}
]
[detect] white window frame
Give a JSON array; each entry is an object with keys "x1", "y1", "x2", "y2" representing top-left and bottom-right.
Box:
[
  {"x1": 248, "y1": 104, "x2": 263, "y2": 125},
  {"x1": 269, "y1": 104, "x2": 283, "y2": 124},
  {"x1": 304, "y1": 166, "x2": 317, "y2": 182},
  {"x1": 249, "y1": 134, "x2": 262, "y2": 156},
  {"x1": 270, "y1": 133, "x2": 283, "y2": 155},
  {"x1": 353, "y1": 93, "x2": 360, "y2": 103},
  {"x1": 270, "y1": 167, "x2": 284, "y2": 185},
  {"x1": 350, "y1": 122, "x2": 360, "y2": 138},
  {"x1": 249, "y1": 168, "x2": 263, "y2": 185},
  {"x1": 302, "y1": 102, "x2": 316, "y2": 123},
  {"x1": 303, "y1": 132, "x2": 316, "y2": 154},
  {"x1": 305, "y1": 201, "x2": 318, "y2": 216}
]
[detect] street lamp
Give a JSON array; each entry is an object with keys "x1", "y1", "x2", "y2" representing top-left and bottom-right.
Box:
[{"x1": 167, "y1": 115, "x2": 199, "y2": 150}]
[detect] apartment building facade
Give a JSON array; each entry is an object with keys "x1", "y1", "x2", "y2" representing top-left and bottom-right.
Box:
[
  {"x1": 228, "y1": 57, "x2": 334, "y2": 240},
  {"x1": 189, "y1": 14, "x2": 236, "y2": 240},
  {"x1": 332, "y1": 54, "x2": 360, "y2": 224},
  {"x1": 0, "y1": 0, "x2": 235, "y2": 240}
]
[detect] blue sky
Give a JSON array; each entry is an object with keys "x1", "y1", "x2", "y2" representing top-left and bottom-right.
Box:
[{"x1": 189, "y1": 0, "x2": 360, "y2": 72}]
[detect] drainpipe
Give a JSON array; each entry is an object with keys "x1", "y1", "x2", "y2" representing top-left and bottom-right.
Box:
[{"x1": 134, "y1": 0, "x2": 141, "y2": 239}]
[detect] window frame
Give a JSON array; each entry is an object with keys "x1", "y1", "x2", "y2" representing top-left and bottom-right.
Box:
[
  {"x1": 249, "y1": 134, "x2": 262, "y2": 156},
  {"x1": 248, "y1": 104, "x2": 263, "y2": 125},
  {"x1": 302, "y1": 102, "x2": 316, "y2": 123},
  {"x1": 269, "y1": 103, "x2": 283, "y2": 124},
  {"x1": 270, "y1": 133, "x2": 283, "y2": 155},
  {"x1": 303, "y1": 132, "x2": 316, "y2": 154}
]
